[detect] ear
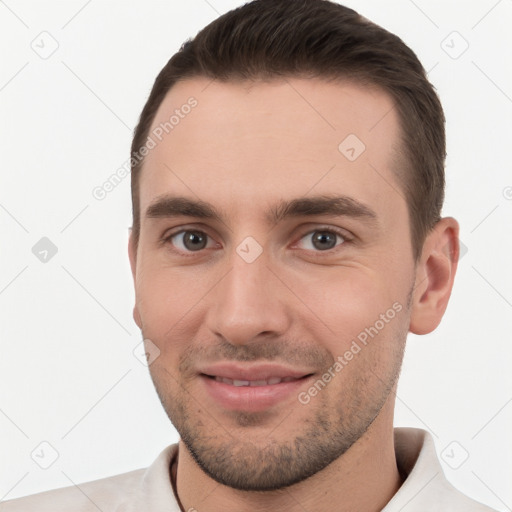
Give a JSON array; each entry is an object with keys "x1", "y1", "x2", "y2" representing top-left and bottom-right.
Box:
[
  {"x1": 409, "y1": 217, "x2": 460, "y2": 335},
  {"x1": 128, "y1": 228, "x2": 137, "y2": 280},
  {"x1": 128, "y1": 229, "x2": 142, "y2": 330}
]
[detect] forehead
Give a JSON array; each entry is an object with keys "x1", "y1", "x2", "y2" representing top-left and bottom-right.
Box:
[{"x1": 139, "y1": 77, "x2": 405, "y2": 224}]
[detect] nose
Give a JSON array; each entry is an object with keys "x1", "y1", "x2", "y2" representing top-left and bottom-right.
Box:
[{"x1": 205, "y1": 250, "x2": 292, "y2": 346}]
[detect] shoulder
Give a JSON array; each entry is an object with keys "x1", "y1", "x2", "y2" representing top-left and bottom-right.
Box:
[
  {"x1": 0, "y1": 444, "x2": 179, "y2": 512},
  {"x1": 434, "y1": 476, "x2": 498, "y2": 511},
  {"x1": 389, "y1": 428, "x2": 498, "y2": 512},
  {"x1": 0, "y1": 468, "x2": 146, "y2": 512}
]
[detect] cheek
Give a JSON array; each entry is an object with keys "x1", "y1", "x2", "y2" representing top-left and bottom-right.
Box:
[
  {"x1": 293, "y1": 266, "x2": 410, "y2": 370},
  {"x1": 136, "y1": 260, "x2": 199, "y2": 316},
  {"x1": 134, "y1": 246, "x2": 226, "y2": 368},
  {"x1": 297, "y1": 268, "x2": 400, "y2": 329}
]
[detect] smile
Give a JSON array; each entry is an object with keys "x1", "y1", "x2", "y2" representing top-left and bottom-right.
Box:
[
  {"x1": 198, "y1": 363, "x2": 315, "y2": 412},
  {"x1": 210, "y1": 376, "x2": 303, "y2": 387}
]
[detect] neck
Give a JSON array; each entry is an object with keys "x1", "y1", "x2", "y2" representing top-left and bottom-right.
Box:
[{"x1": 175, "y1": 403, "x2": 402, "y2": 512}]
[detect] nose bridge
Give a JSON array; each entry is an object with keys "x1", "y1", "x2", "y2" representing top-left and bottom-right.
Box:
[{"x1": 206, "y1": 245, "x2": 290, "y2": 345}]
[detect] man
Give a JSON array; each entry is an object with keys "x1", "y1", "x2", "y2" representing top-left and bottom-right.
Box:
[{"x1": 1, "y1": 0, "x2": 498, "y2": 510}]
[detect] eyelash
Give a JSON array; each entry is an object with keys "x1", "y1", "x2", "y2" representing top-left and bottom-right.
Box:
[{"x1": 161, "y1": 226, "x2": 352, "y2": 257}]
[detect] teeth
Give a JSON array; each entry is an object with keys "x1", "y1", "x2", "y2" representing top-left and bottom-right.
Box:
[
  {"x1": 233, "y1": 379, "x2": 250, "y2": 387},
  {"x1": 212, "y1": 376, "x2": 300, "y2": 386},
  {"x1": 249, "y1": 380, "x2": 268, "y2": 387}
]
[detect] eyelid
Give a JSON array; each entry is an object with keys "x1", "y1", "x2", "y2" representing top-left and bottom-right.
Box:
[
  {"x1": 161, "y1": 223, "x2": 216, "y2": 241},
  {"x1": 297, "y1": 224, "x2": 353, "y2": 239}
]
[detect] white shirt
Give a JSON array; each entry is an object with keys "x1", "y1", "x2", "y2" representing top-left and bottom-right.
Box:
[{"x1": 0, "y1": 428, "x2": 497, "y2": 511}]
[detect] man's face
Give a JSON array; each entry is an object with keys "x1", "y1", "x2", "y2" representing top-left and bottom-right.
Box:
[{"x1": 129, "y1": 77, "x2": 417, "y2": 490}]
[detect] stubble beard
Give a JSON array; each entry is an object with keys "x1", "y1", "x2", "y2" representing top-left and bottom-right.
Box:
[{"x1": 148, "y1": 323, "x2": 408, "y2": 491}]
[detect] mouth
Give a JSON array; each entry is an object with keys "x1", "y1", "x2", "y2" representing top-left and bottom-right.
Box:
[
  {"x1": 198, "y1": 363, "x2": 315, "y2": 412},
  {"x1": 206, "y1": 375, "x2": 305, "y2": 387}
]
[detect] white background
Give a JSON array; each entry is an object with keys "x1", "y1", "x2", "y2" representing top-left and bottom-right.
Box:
[{"x1": 0, "y1": 0, "x2": 511, "y2": 509}]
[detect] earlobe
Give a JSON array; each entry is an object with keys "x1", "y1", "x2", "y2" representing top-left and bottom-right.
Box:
[
  {"x1": 133, "y1": 305, "x2": 142, "y2": 330},
  {"x1": 409, "y1": 217, "x2": 460, "y2": 335}
]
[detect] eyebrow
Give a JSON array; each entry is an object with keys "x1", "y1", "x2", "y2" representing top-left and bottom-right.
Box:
[{"x1": 144, "y1": 194, "x2": 378, "y2": 226}]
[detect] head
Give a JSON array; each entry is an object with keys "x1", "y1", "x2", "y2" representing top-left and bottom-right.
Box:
[{"x1": 128, "y1": 0, "x2": 459, "y2": 492}]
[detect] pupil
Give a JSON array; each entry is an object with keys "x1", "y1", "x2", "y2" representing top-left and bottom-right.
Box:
[
  {"x1": 184, "y1": 231, "x2": 206, "y2": 251},
  {"x1": 313, "y1": 231, "x2": 336, "y2": 250}
]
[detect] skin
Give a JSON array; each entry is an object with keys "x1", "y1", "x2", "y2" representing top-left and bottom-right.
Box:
[{"x1": 128, "y1": 77, "x2": 459, "y2": 512}]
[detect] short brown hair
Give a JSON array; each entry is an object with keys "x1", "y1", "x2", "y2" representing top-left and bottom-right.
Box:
[{"x1": 130, "y1": 0, "x2": 445, "y2": 260}]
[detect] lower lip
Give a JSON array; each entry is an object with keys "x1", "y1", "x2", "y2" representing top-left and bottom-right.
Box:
[{"x1": 200, "y1": 375, "x2": 312, "y2": 412}]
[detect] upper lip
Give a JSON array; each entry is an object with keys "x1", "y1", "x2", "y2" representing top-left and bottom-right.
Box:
[{"x1": 199, "y1": 363, "x2": 314, "y2": 381}]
